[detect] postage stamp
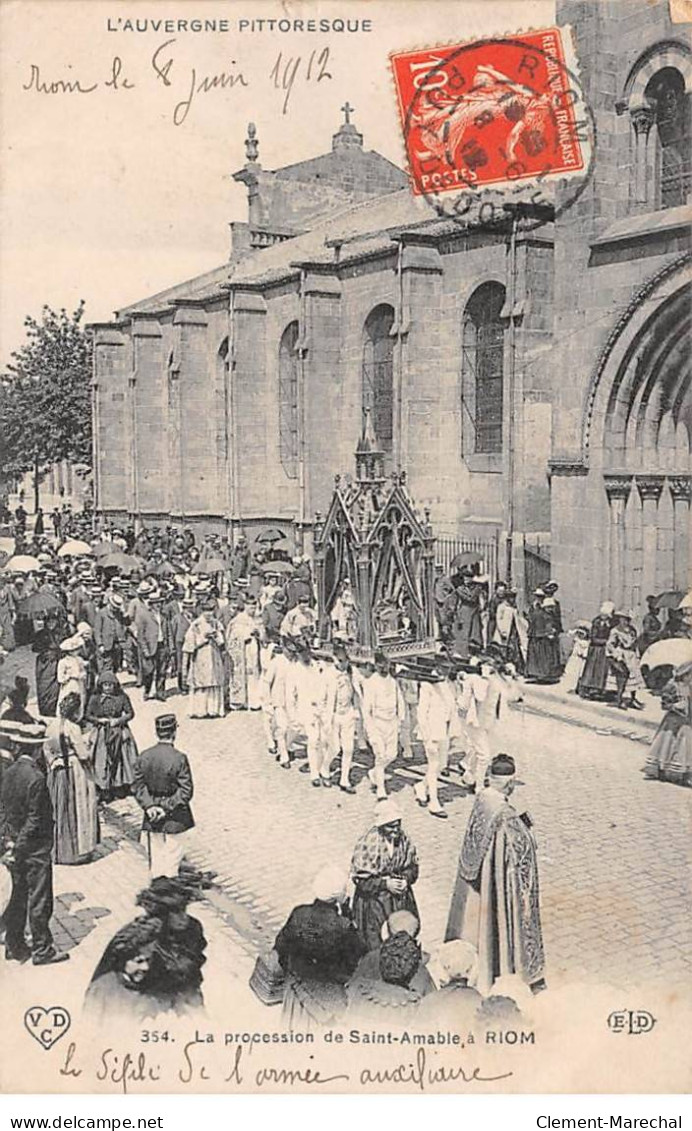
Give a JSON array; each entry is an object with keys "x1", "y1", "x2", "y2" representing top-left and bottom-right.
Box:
[{"x1": 390, "y1": 27, "x2": 591, "y2": 199}]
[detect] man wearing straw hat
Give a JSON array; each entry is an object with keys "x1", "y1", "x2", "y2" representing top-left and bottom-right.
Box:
[{"x1": 1, "y1": 719, "x2": 68, "y2": 965}]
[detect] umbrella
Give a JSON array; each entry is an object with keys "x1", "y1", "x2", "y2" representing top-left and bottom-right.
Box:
[
  {"x1": 641, "y1": 638, "x2": 692, "y2": 671},
  {"x1": 18, "y1": 590, "x2": 63, "y2": 616},
  {"x1": 264, "y1": 537, "x2": 293, "y2": 557},
  {"x1": 653, "y1": 590, "x2": 686, "y2": 610},
  {"x1": 57, "y1": 539, "x2": 93, "y2": 558},
  {"x1": 100, "y1": 552, "x2": 141, "y2": 573},
  {"x1": 192, "y1": 557, "x2": 228, "y2": 575},
  {"x1": 260, "y1": 560, "x2": 294, "y2": 575},
  {"x1": 3, "y1": 555, "x2": 40, "y2": 573},
  {"x1": 450, "y1": 550, "x2": 483, "y2": 571},
  {"x1": 92, "y1": 541, "x2": 116, "y2": 559},
  {"x1": 254, "y1": 527, "x2": 286, "y2": 545},
  {"x1": 678, "y1": 591, "x2": 692, "y2": 610}
]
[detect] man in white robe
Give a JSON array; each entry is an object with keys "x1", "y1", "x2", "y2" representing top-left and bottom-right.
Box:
[
  {"x1": 353, "y1": 652, "x2": 404, "y2": 800},
  {"x1": 181, "y1": 602, "x2": 226, "y2": 718},
  {"x1": 263, "y1": 641, "x2": 294, "y2": 767},
  {"x1": 318, "y1": 645, "x2": 360, "y2": 793},
  {"x1": 285, "y1": 645, "x2": 323, "y2": 786},
  {"x1": 414, "y1": 658, "x2": 464, "y2": 818},
  {"x1": 458, "y1": 657, "x2": 521, "y2": 789}
]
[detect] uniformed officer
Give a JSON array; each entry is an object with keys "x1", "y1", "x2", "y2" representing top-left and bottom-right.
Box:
[{"x1": 133, "y1": 713, "x2": 194, "y2": 879}]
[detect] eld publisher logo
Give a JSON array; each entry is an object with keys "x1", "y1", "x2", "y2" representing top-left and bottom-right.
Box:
[{"x1": 607, "y1": 1009, "x2": 657, "y2": 1035}]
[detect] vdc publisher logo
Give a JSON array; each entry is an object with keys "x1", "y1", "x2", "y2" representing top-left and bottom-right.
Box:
[{"x1": 607, "y1": 1009, "x2": 657, "y2": 1035}]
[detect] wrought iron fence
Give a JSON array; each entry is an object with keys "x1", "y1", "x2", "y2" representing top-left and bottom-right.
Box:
[{"x1": 434, "y1": 531, "x2": 501, "y2": 588}]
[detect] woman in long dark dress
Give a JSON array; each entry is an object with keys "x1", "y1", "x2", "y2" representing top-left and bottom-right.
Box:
[
  {"x1": 451, "y1": 572, "x2": 483, "y2": 660},
  {"x1": 350, "y1": 802, "x2": 420, "y2": 951},
  {"x1": 525, "y1": 592, "x2": 562, "y2": 684},
  {"x1": 578, "y1": 601, "x2": 615, "y2": 700},
  {"x1": 33, "y1": 615, "x2": 64, "y2": 717},
  {"x1": 644, "y1": 662, "x2": 692, "y2": 787},
  {"x1": 85, "y1": 671, "x2": 138, "y2": 801},
  {"x1": 44, "y1": 692, "x2": 99, "y2": 863}
]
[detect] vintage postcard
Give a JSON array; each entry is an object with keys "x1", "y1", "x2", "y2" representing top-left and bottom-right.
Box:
[{"x1": 0, "y1": 0, "x2": 690, "y2": 1098}]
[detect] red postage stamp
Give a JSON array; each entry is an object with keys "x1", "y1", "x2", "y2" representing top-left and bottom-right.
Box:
[{"x1": 390, "y1": 27, "x2": 589, "y2": 198}]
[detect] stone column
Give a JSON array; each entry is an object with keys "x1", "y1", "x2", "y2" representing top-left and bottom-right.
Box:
[
  {"x1": 669, "y1": 476, "x2": 692, "y2": 590},
  {"x1": 92, "y1": 324, "x2": 130, "y2": 518},
  {"x1": 172, "y1": 303, "x2": 210, "y2": 522},
  {"x1": 301, "y1": 268, "x2": 342, "y2": 535},
  {"x1": 357, "y1": 543, "x2": 373, "y2": 649},
  {"x1": 604, "y1": 475, "x2": 633, "y2": 608},
  {"x1": 630, "y1": 107, "x2": 655, "y2": 208},
  {"x1": 126, "y1": 373, "x2": 139, "y2": 527},
  {"x1": 637, "y1": 475, "x2": 665, "y2": 604},
  {"x1": 230, "y1": 289, "x2": 268, "y2": 535},
  {"x1": 395, "y1": 238, "x2": 443, "y2": 474},
  {"x1": 131, "y1": 315, "x2": 164, "y2": 526}
]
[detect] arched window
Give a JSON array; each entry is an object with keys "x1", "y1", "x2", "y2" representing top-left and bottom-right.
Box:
[
  {"x1": 645, "y1": 68, "x2": 691, "y2": 208},
  {"x1": 362, "y1": 305, "x2": 395, "y2": 456},
  {"x1": 462, "y1": 282, "x2": 506, "y2": 455},
  {"x1": 279, "y1": 322, "x2": 299, "y2": 479}
]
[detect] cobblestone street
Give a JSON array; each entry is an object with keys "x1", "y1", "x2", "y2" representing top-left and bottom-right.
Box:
[{"x1": 5, "y1": 646, "x2": 692, "y2": 996}]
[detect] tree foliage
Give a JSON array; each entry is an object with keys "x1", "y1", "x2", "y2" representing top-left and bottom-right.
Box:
[{"x1": 0, "y1": 302, "x2": 93, "y2": 490}]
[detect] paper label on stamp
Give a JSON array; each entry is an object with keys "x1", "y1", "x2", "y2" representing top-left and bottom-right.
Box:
[{"x1": 0, "y1": 0, "x2": 690, "y2": 1098}]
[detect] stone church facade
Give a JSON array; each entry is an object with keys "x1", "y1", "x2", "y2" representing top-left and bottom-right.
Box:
[{"x1": 92, "y1": 0, "x2": 691, "y2": 622}]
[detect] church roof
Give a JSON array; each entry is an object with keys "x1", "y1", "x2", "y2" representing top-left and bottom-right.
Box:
[
  {"x1": 116, "y1": 187, "x2": 436, "y2": 316},
  {"x1": 115, "y1": 175, "x2": 547, "y2": 318}
]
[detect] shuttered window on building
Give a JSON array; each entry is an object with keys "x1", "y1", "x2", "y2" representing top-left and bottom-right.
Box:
[
  {"x1": 362, "y1": 304, "x2": 395, "y2": 454},
  {"x1": 463, "y1": 282, "x2": 506, "y2": 455}
]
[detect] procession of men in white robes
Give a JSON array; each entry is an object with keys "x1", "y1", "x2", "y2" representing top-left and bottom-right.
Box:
[{"x1": 255, "y1": 637, "x2": 522, "y2": 811}]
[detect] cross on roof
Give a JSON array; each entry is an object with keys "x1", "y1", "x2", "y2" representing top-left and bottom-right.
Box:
[{"x1": 341, "y1": 101, "x2": 354, "y2": 125}]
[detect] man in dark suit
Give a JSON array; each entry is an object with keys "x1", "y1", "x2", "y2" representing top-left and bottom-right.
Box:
[
  {"x1": 135, "y1": 588, "x2": 171, "y2": 700},
  {"x1": 94, "y1": 591, "x2": 126, "y2": 674},
  {"x1": 0, "y1": 720, "x2": 68, "y2": 965},
  {"x1": 133, "y1": 713, "x2": 194, "y2": 879},
  {"x1": 168, "y1": 595, "x2": 193, "y2": 695}
]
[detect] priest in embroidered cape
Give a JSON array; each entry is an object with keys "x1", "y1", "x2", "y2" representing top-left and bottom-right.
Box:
[{"x1": 444, "y1": 754, "x2": 545, "y2": 995}]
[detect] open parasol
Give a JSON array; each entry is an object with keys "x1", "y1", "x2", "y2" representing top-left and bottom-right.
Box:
[
  {"x1": 450, "y1": 550, "x2": 483, "y2": 571},
  {"x1": 192, "y1": 557, "x2": 228, "y2": 575},
  {"x1": 3, "y1": 555, "x2": 41, "y2": 573},
  {"x1": 100, "y1": 551, "x2": 142, "y2": 573},
  {"x1": 260, "y1": 560, "x2": 294, "y2": 575},
  {"x1": 254, "y1": 527, "x2": 286, "y2": 545},
  {"x1": 18, "y1": 590, "x2": 63, "y2": 616},
  {"x1": 92, "y1": 541, "x2": 115, "y2": 559},
  {"x1": 57, "y1": 539, "x2": 93, "y2": 558},
  {"x1": 640, "y1": 638, "x2": 692, "y2": 671},
  {"x1": 653, "y1": 590, "x2": 686, "y2": 610},
  {"x1": 152, "y1": 560, "x2": 177, "y2": 578},
  {"x1": 263, "y1": 537, "x2": 293, "y2": 557}
]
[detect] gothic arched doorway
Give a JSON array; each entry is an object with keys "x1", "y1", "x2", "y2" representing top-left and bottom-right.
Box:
[{"x1": 589, "y1": 269, "x2": 691, "y2": 610}]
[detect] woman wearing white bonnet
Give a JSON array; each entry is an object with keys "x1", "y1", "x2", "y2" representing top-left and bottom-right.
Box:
[
  {"x1": 311, "y1": 863, "x2": 348, "y2": 904},
  {"x1": 416, "y1": 939, "x2": 482, "y2": 1026},
  {"x1": 57, "y1": 632, "x2": 88, "y2": 718}
]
